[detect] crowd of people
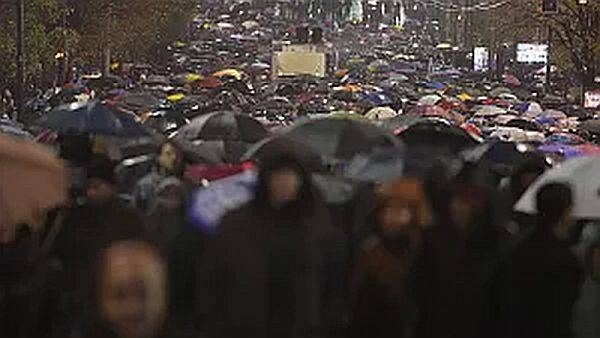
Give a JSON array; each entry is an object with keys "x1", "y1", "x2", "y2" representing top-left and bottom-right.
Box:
[
  {"x1": 1, "y1": 138, "x2": 599, "y2": 338},
  {"x1": 2, "y1": 2, "x2": 600, "y2": 338}
]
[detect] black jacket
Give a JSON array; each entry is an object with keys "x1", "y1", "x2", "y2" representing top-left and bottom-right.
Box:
[
  {"x1": 198, "y1": 154, "x2": 348, "y2": 338},
  {"x1": 0, "y1": 233, "x2": 68, "y2": 338},
  {"x1": 497, "y1": 230, "x2": 583, "y2": 338}
]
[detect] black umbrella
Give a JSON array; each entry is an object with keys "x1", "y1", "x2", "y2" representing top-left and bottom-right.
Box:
[
  {"x1": 505, "y1": 118, "x2": 542, "y2": 131},
  {"x1": 118, "y1": 92, "x2": 162, "y2": 112},
  {"x1": 142, "y1": 110, "x2": 188, "y2": 135},
  {"x1": 175, "y1": 111, "x2": 269, "y2": 143},
  {"x1": 560, "y1": 105, "x2": 590, "y2": 119},
  {"x1": 242, "y1": 136, "x2": 324, "y2": 172},
  {"x1": 35, "y1": 101, "x2": 148, "y2": 137},
  {"x1": 283, "y1": 118, "x2": 400, "y2": 161},
  {"x1": 398, "y1": 120, "x2": 480, "y2": 154},
  {"x1": 461, "y1": 141, "x2": 546, "y2": 177}
]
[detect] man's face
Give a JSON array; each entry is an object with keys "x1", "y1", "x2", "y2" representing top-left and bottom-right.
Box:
[
  {"x1": 158, "y1": 144, "x2": 178, "y2": 174},
  {"x1": 87, "y1": 178, "x2": 115, "y2": 205},
  {"x1": 267, "y1": 169, "x2": 301, "y2": 208}
]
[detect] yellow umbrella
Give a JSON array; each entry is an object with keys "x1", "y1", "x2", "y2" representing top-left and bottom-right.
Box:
[
  {"x1": 457, "y1": 93, "x2": 473, "y2": 102},
  {"x1": 0, "y1": 134, "x2": 67, "y2": 237},
  {"x1": 185, "y1": 73, "x2": 203, "y2": 83},
  {"x1": 167, "y1": 93, "x2": 186, "y2": 102},
  {"x1": 212, "y1": 69, "x2": 244, "y2": 80}
]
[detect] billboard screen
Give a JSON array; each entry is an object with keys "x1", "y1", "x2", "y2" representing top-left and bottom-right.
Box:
[
  {"x1": 473, "y1": 47, "x2": 489, "y2": 72},
  {"x1": 584, "y1": 90, "x2": 600, "y2": 109},
  {"x1": 516, "y1": 43, "x2": 548, "y2": 63}
]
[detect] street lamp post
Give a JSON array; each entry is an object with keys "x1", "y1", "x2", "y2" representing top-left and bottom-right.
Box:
[{"x1": 15, "y1": 0, "x2": 24, "y2": 122}]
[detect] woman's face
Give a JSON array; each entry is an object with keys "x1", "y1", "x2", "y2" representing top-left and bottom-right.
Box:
[
  {"x1": 99, "y1": 251, "x2": 166, "y2": 338},
  {"x1": 379, "y1": 204, "x2": 415, "y2": 239}
]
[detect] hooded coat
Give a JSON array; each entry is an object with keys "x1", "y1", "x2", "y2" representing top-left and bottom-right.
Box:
[{"x1": 198, "y1": 154, "x2": 348, "y2": 338}]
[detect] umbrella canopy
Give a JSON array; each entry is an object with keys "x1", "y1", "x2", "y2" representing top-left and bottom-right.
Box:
[
  {"x1": 116, "y1": 92, "x2": 161, "y2": 112},
  {"x1": 141, "y1": 110, "x2": 188, "y2": 135},
  {"x1": 0, "y1": 134, "x2": 67, "y2": 232},
  {"x1": 212, "y1": 69, "x2": 244, "y2": 80},
  {"x1": 515, "y1": 156, "x2": 600, "y2": 219},
  {"x1": 473, "y1": 105, "x2": 508, "y2": 117},
  {"x1": 462, "y1": 141, "x2": 543, "y2": 176},
  {"x1": 489, "y1": 86, "x2": 512, "y2": 98},
  {"x1": 345, "y1": 148, "x2": 406, "y2": 183},
  {"x1": 407, "y1": 105, "x2": 464, "y2": 123},
  {"x1": 242, "y1": 136, "x2": 324, "y2": 173},
  {"x1": 398, "y1": 120, "x2": 480, "y2": 153},
  {"x1": 175, "y1": 111, "x2": 269, "y2": 143},
  {"x1": 418, "y1": 94, "x2": 443, "y2": 106},
  {"x1": 36, "y1": 101, "x2": 148, "y2": 137},
  {"x1": 505, "y1": 118, "x2": 542, "y2": 131},
  {"x1": 579, "y1": 119, "x2": 600, "y2": 134},
  {"x1": 283, "y1": 118, "x2": 400, "y2": 161},
  {"x1": 365, "y1": 107, "x2": 397, "y2": 120}
]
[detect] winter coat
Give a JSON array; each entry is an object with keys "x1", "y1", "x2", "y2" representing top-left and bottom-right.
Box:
[
  {"x1": 497, "y1": 230, "x2": 583, "y2": 338},
  {"x1": 414, "y1": 224, "x2": 504, "y2": 338},
  {"x1": 198, "y1": 154, "x2": 348, "y2": 338},
  {"x1": 350, "y1": 236, "x2": 419, "y2": 338},
  {"x1": 0, "y1": 233, "x2": 68, "y2": 338},
  {"x1": 133, "y1": 170, "x2": 166, "y2": 213}
]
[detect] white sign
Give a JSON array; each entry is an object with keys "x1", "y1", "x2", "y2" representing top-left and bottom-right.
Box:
[
  {"x1": 473, "y1": 47, "x2": 489, "y2": 72},
  {"x1": 516, "y1": 43, "x2": 548, "y2": 64},
  {"x1": 584, "y1": 90, "x2": 600, "y2": 109}
]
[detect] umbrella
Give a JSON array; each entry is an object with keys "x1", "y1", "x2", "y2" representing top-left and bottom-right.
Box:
[
  {"x1": 418, "y1": 94, "x2": 443, "y2": 106},
  {"x1": 473, "y1": 105, "x2": 508, "y2": 117},
  {"x1": 489, "y1": 86, "x2": 512, "y2": 98},
  {"x1": 380, "y1": 115, "x2": 425, "y2": 132},
  {"x1": 408, "y1": 105, "x2": 464, "y2": 123},
  {"x1": 193, "y1": 76, "x2": 223, "y2": 89},
  {"x1": 36, "y1": 101, "x2": 148, "y2": 137},
  {"x1": 175, "y1": 111, "x2": 269, "y2": 143},
  {"x1": 398, "y1": 120, "x2": 480, "y2": 153},
  {"x1": 545, "y1": 133, "x2": 585, "y2": 146},
  {"x1": 502, "y1": 74, "x2": 521, "y2": 86},
  {"x1": 579, "y1": 119, "x2": 600, "y2": 134},
  {"x1": 424, "y1": 81, "x2": 446, "y2": 90},
  {"x1": 212, "y1": 69, "x2": 244, "y2": 81},
  {"x1": 117, "y1": 92, "x2": 161, "y2": 112},
  {"x1": 345, "y1": 148, "x2": 405, "y2": 183},
  {"x1": 242, "y1": 136, "x2": 324, "y2": 173},
  {"x1": 141, "y1": 110, "x2": 188, "y2": 135},
  {"x1": 365, "y1": 107, "x2": 397, "y2": 120},
  {"x1": 540, "y1": 109, "x2": 568, "y2": 120},
  {"x1": 462, "y1": 141, "x2": 542, "y2": 175},
  {"x1": 505, "y1": 118, "x2": 543, "y2": 131},
  {"x1": 216, "y1": 22, "x2": 235, "y2": 30},
  {"x1": 0, "y1": 119, "x2": 32, "y2": 138},
  {"x1": 241, "y1": 20, "x2": 260, "y2": 30},
  {"x1": 514, "y1": 101, "x2": 543, "y2": 114},
  {"x1": 515, "y1": 156, "x2": 600, "y2": 218},
  {"x1": 145, "y1": 75, "x2": 170, "y2": 86},
  {"x1": 0, "y1": 133, "x2": 67, "y2": 232},
  {"x1": 283, "y1": 118, "x2": 400, "y2": 161}
]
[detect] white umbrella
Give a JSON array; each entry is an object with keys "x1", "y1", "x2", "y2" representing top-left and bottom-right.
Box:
[
  {"x1": 241, "y1": 20, "x2": 260, "y2": 30},
  {"x1": 365, "y1": 107, "x2": 397, "y2": 120},
  {"x1": 515, "y1": 156, "x2": 600, "y2": 219},
  {"x1": 216, "y1": 22, "x2": 235, "y2": 30},
  {"x1": 474, "y1": 105, "x2": 507, "y2": 117},
  {"x1": 418, "y1": 94, "x2": 442, "y2": 106}
]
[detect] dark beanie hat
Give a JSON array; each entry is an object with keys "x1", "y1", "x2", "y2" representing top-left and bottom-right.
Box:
[{"x1": 87, "y1": 156, "x2": 117, "y2": 185}]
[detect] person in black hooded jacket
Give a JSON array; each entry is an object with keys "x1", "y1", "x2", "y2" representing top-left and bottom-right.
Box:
[{"x1": 197, "y1": 151, "x2": 348, "y2": 338}]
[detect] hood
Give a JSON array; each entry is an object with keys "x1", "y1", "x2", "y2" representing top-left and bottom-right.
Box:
[{"x1": 253, "y1": 152, "x2": 315, "y2": 216}]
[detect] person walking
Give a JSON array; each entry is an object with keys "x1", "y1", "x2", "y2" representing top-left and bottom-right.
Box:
[
  {"x1": 498, "y1": 183, "x2": 583, "y2": 338},
  {"x1": 350, "y1": 178, "x2": 431, "y2": 338},
  {"x1": 198, "y1": 151, "x2": 348, "y2": 338},
  {"x1": 414, "y1": 181, "x2": 505, "y2": 338},
  {"x1": 53, "y1": 156, "x2": 146, "y2": 332}
]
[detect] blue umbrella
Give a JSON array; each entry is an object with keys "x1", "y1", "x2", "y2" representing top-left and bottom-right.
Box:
[
  {"x1": 425, "y1": 81, "x2": 446, "y2": 90},
  {"x1": 36, "y1": 101, "x2": 148, "y2": 137},
  {"x1": 362, "y1": 91, "x2": 392, "y2": 106}
]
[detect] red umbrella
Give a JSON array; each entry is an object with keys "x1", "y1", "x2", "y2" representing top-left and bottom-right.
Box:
[
  {"x1": 192, "y1": 76, "x2": 223, "y2": 89},
  {"x1": 503, "y1": 74, "x2": 521, "y2": 86}
]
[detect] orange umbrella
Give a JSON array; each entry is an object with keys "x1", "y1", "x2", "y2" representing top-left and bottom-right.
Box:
[{"x1": 0, "y1": 134, "x2": 67, "y2": 239}]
